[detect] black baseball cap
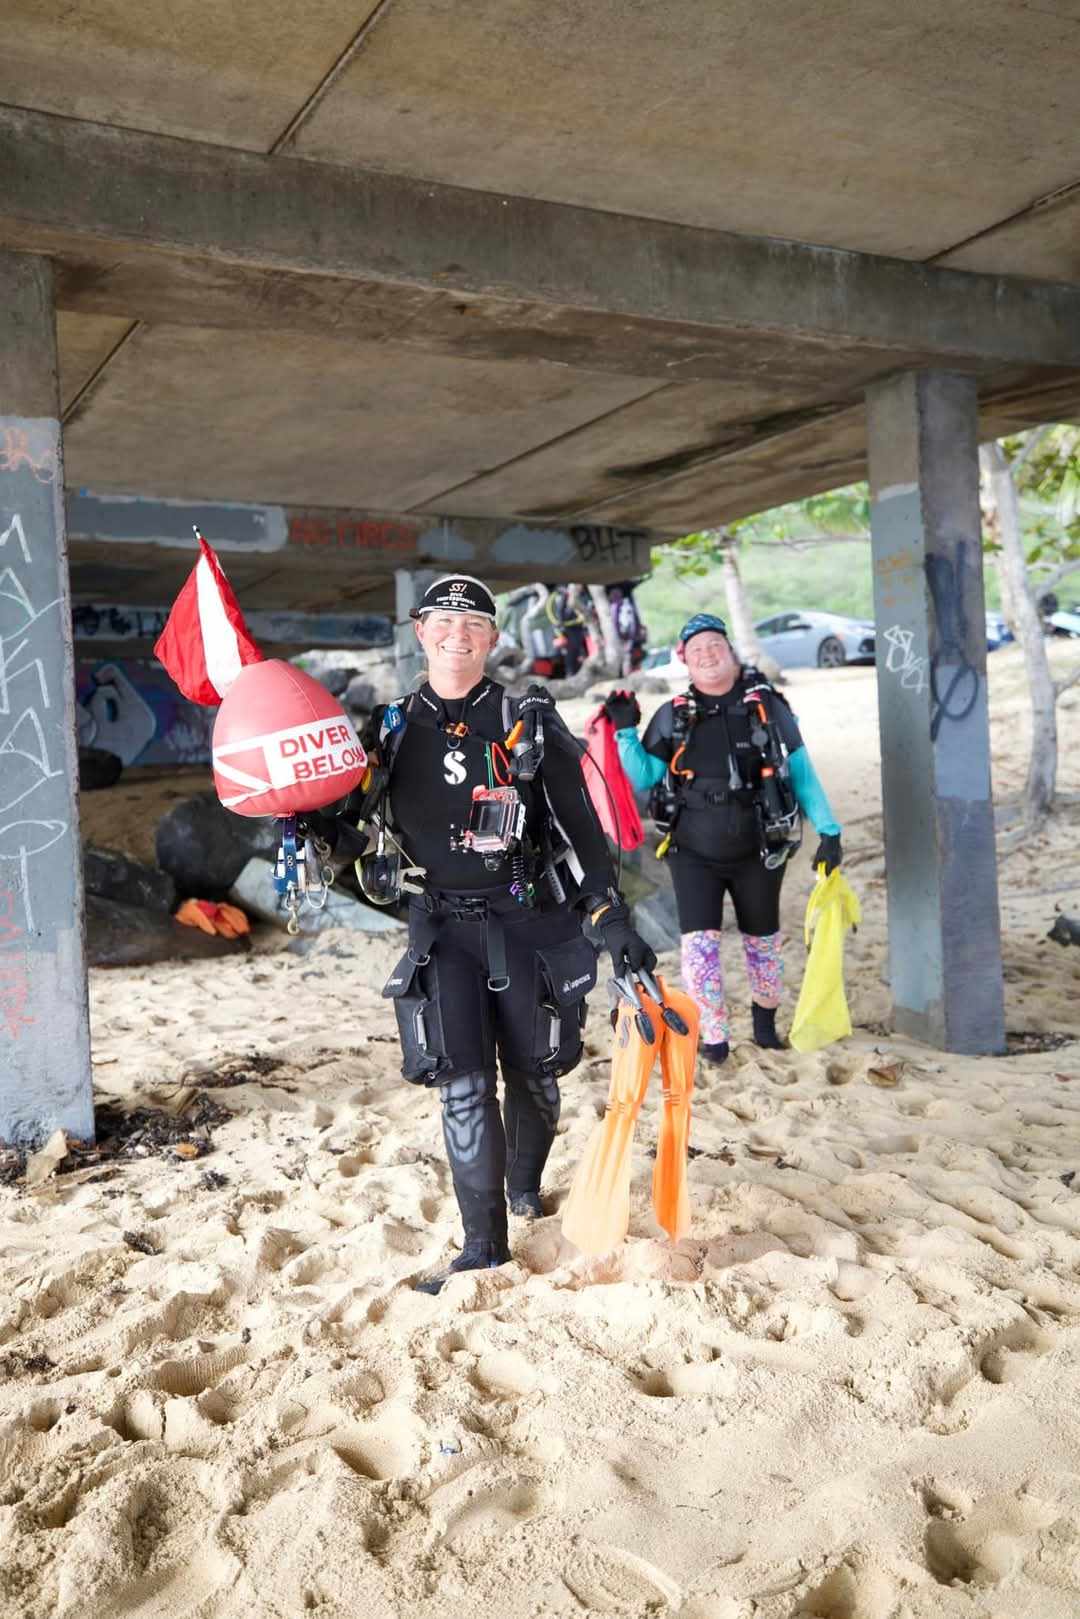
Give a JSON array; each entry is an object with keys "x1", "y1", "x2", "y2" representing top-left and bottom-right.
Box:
[{"x1": 412, "y1": 574, "x2": 498, "y2": 620}]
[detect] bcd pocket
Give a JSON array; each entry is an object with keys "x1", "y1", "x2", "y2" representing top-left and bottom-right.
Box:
[
  {"x1": 532, "y1": 933, "x2": 598, "y2": 1076},
  {"x1": 381, "y1": 952, "x2": 446, "y2": 1085}
]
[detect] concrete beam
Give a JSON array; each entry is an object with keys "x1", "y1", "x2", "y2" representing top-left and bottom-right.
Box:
[
  {"x1": 72, "y1": 601, "x2": 393, "y2": 656},
  {"x1": 4, "y1": 106, "x2": 1080, "y2": 368},
  {"x1": 65, "y1": 490, "x2": 653, "y2": 590},
  {"x1": 0, "y1": 251, "x2": 94, "y2": 1146},
  {"x1": 866, "y1": 370, "x2": 1005, "y2": 1056}
]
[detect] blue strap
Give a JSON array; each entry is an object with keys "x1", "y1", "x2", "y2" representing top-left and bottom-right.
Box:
[
  {"x1": 273, "y1": 815, "x2": 300, "y2": 897},
  {"x1": 615, "y1": 727, "x2": 667, "y2": 791},
  {"x1": 788, "y1": 746, "x2": 840, "y2": 835}
]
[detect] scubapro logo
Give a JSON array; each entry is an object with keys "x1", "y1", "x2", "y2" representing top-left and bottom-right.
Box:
[
  {"x1": 443, "y1": 749, "x2": 467, "y2": 786},
  {"x1": 562, "y1": 974, "x2": 591, "y2": 993}
]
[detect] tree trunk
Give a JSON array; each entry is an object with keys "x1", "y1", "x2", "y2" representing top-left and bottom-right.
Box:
[
  {"x1": 720, "y1": 538, "x2": 782, "y2": 680},
  {"x1": 589, "y1": 584, "x2": 621, "y2": 676},
  {"x1": 980, "y1": 442, "x2": 1057, "y2": 822}
]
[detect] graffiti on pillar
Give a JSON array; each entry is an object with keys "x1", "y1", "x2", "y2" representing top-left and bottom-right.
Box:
[
  {"x1": 0, "y1": 428, "x2": 59, "y2": 485},
  {"x1": 926, "y1": 544, "x2": 979, "y2": 741},
  {"x1": 882, "y1": 625, "x2": 929, "y2": 694},
  {"x1": 0, "y1": 467, "x2": 71, "y2": 947},
  {"x1": 569, "y1": 527, "x2": 644, "y2": 568}
]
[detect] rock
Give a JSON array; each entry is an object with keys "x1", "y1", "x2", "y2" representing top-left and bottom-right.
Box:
[
  {"x1": 78, "y1": 747, "x2": 123, "y2": 790},
  {"x1": 632, "y1": 885, "x2": 681, "y2": 955},
  {"x1": 84, "y1": 845, "x2": 176, "y2": 914},
  {"x1": 1049, "y1": 913, "x2": 1080, "y2": 947},
  {"x1": 318, "y1": 666, "x2": 361, "y2": 699},
  {"x1": 155, "y1": 793, "x2": 279, "y2": 895},
  {"x1": 86, "y1": 895, "x2": 249, "y2": 966},
  {"x1": 344, "y1": 675, "x2": 377, "y2": 713},
  {"x1": 228, "y1": 858, "x2": 405, "y2": 934}
]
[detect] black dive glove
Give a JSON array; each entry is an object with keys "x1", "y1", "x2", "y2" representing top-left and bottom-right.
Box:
[
  {"x1": 592, "y1": 900, "x2": 657, "y2": 976},
  {"x1": 812, "y1": 832, "x2": 843, "y2": 875},
  {"x1": 602, "y1": 689, "x2": 641, "y2": 731}
]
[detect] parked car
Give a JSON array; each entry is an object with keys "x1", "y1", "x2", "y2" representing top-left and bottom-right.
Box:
[
  {"x1": 1047, "y1": 604, "x2": 1080, "y2": 638},
  {"x1": 985, "y1": 612, "x2": 1014, "y2": 651},
  {"x1": 754, "y1": 611, "x2": 875, "y2": 669}
]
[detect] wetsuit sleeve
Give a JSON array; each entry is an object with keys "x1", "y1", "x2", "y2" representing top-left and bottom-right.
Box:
[
  {"x1": 788, "y1": 747, "x2": 841, "y2": 835},
  {"x1": 615, "y1": 728, "x2": 667, "y2": 791},
  {"x1": 540, "y1": 718, "x2": 618, "y2": 900}
]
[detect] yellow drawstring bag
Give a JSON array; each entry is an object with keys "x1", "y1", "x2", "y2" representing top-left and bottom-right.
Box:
[{"x1": 788, "y1": 868, "x2": 861, "y2": 1052}]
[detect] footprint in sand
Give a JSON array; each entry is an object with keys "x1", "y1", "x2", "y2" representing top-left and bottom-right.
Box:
[
  {"x1": 794, "y1": 1558, "x2": 898, "y2": 1619},
  {"x1": 469, "y1": 1350, "x2": 555, "y2": 1399},
  {"x1": 153, "y1": 1343, "x2": 248, "y2": 1397},
  {"x1": 561, "y1": 1539, "x2": 682, "y2": 1615},
  {"x1": 633, "y1": 1358, "x2": 737, "y2": 1398},
  {"x1": 922, "y1": 1487, "x2": 1065, "y2": 1588},
  {"x1": 443, "y1": 1479, "x2": 543, "y2": 1548}
]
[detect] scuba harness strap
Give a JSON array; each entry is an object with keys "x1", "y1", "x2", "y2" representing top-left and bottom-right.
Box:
[{"x1": 651, "y1": 678, "x2": 802, "y2": 868}]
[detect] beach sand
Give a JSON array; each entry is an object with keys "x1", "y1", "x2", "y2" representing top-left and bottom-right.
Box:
[{"x1": 2, "y1": 649, "x2": 1080, "y2": 1618}]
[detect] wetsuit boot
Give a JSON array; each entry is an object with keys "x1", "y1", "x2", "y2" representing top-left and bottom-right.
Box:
[
  {"x1": 503, "y1": 1065, "x2": 561, "y2": 1218},
  {"x1": 416, "y1": 1069, "x2": 511, "y2": 1294},
  {"x1": 751, "y1": 1003, "x2": 784, "y2": 1050}
]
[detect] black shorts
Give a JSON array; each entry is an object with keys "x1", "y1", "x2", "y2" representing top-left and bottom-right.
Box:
[
  {"x1": 670, "y1": 846, "x2": 785, "y2": 936},
  {"x1": 383, "y1": 898, "x2": 597, "y2": 1085}
]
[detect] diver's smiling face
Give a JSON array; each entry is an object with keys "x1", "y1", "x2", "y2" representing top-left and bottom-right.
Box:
[
  {"x1": 416, "y1": 610, "x2": 498, "y2": 697},
  {"x1": 681, "y1": 630, "x2": 739, "y2": 695}
]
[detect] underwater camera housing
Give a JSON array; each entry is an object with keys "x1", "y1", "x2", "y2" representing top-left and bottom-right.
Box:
[{"x1": 452, "y1": 786, "x2": 527, "y2": 859}]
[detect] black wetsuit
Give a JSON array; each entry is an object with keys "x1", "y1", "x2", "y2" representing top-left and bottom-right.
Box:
[
  {"x1": 642, "y1": 676, "x2": 804, "y2": 935},
  {"x1": 373, "y1": 679, "x2": 616, "y2": 1258}
]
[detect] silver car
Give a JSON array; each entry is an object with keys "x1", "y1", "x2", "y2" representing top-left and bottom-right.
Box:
[{"x1": 754, "y1": 610, "x2": 875, "y2": 669}]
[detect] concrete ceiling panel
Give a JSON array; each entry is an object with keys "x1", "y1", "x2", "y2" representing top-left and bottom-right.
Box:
[
  {"x1": 55, "y1": 311, "x2": 136, "y2": 413},
  {"x1": 0, "y1": 0, "x2": 375, "y2": 150},
  {"x1": 936, "y1": 188, "x2": 1080, "y2": 284},
  {"x1": 60, "y1": 324, "x2": 655, "y2": 511},
  {"x1": 294, "y1": 0, "x2": 1080, "y2": 261}
]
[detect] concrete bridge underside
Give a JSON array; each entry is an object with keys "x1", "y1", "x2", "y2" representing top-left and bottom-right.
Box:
[{"x1": 2, "y1": 1, "x2": 1080, "y2": 1131}]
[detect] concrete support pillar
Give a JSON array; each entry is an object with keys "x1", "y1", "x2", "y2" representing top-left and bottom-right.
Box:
[
  {"x1": 393, "y1": 567, "x2": 438, "y2": 692},
  {"x1": 866, "y1": 370, "x2": 1005, "y2": 1054},
  {"x1": 0, "y1": 252, "x2": 94, "y2": 1144}
]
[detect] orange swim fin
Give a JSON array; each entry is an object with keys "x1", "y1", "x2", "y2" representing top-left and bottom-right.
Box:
[
  {"x1": 650, "y1": 978, "x2": 699, "y2": 1242},
  {"x1": 561, "y1": 993, "x2": 660, "y2": 1256}
]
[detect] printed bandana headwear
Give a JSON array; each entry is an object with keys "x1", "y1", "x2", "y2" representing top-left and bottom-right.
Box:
[
  {"x1": 414, "y1": 574, "x2": 498, "y2": 620},
  {"x1": 677, "y1": 612, "x2": 729, "y2": 650}
]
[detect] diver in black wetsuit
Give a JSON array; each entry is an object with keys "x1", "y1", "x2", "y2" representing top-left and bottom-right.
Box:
[{"x1": 333, "y1": 575, "x2": 654, "y2": 1293}]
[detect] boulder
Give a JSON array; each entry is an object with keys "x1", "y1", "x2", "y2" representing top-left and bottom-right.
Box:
[
  {"x1": 78, "y1": 747, "x2": 123, "y2": 790},
  {"x1": 86, "y1": 896, "x2": 249, "y2": 967},
  {"x1": 84, "y1": 846, "x2": 176, "y2": 914},
  {"x1": 344, "y1": 675, "x2": 377, "y2": 714},
  {"x1": 318, "y1": 665, "x2": 361, "y2": 698},
  {"x1": 631, "y1": 885, "x2": 681, "y2": 956},
  {"x1": 228, "y1": 858, "x2": 405, "y2": 934},
  {"x1": 155, "y1": 793, "x2": 280, "y2": 895}
]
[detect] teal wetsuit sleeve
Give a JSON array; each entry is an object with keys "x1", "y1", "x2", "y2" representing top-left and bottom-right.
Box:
[
  {"x1": 615, "y1": 728, "x2": 667, "y2": 791},
  {"x1": 788, "y1": 746, "x2": 840, "y2": 835}
]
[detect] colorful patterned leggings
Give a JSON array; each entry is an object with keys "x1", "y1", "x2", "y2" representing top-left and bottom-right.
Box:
[{"x1": 680, "y1": 928, "x2": 784, "y2": 1044}]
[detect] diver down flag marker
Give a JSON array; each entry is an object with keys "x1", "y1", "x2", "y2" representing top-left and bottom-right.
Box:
[{"x1": 154, "y1": 531, "x2": 263, "y2": 704}]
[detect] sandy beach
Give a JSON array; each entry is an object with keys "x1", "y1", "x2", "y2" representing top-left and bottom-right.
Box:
[{"x1": 3, "y1": 649, "x2": 1080, "y2": 1619}]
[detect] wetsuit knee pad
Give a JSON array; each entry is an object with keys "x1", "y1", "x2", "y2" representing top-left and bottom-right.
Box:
[
  {"x1": 503, "y1": 1065, "x2": 561, "y2": 1132},
  {"x1": 439, "y1": 1068, "x2": 500, "y2": 1164}
]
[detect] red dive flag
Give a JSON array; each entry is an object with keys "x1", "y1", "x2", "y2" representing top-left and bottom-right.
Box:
[{"x1": 154, "y1": 531, "x2": 264, "y2": 704}]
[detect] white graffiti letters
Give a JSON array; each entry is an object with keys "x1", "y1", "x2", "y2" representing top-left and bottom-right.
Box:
[{"x1": 883, "y1": 625, "x2": 929, "y2": 695}]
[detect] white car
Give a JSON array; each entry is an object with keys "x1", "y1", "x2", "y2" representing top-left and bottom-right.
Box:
[{"x1": 754, "y1": 610, "x2": 876, "y2": 668}]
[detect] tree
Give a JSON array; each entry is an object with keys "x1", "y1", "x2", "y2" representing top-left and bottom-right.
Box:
[
  {"x1": 980, "y1": 429, "x2": 1080, "y2": 826},
  {"x1": 659, "y1": 527, "x2": 780, "y2": 677}
]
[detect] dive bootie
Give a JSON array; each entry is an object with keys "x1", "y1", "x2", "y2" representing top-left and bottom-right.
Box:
[
  {"x1": 700, "y1": 1040, "x2": 730, "y2": 1066},
  {"x1": 508, "y1": 1190, "x2": 545, "y2": 1219},
  {"x1": 414, "y1": 1240, "x2": 511, "y2": 1296},
  {"x1": 751, "y1": 1003, "x2": 784, "y2": 1050}
]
